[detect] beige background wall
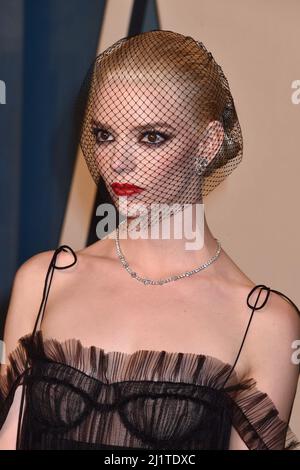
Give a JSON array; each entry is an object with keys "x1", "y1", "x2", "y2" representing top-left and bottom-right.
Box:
[{"x1": 60, "y1": 0, "x2": 300, "y2": 435}]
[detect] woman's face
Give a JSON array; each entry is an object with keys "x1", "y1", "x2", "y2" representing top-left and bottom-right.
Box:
[{"x1": 89, "y1": 78, "x2": 208, "y2": 219}]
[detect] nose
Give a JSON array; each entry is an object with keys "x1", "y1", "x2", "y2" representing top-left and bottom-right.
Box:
[{"x1": 110, "y1": 149, "x2": 136, "y2": 174}]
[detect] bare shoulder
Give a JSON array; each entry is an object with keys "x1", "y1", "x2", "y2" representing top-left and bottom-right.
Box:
[
  {"x1": 218, "y1": 248, "x2": 300, "y2": 335},
  {"x1": 8, "y1": 248, "x2": 59, "y2": 312},
  {"x1": 266, "y1": 288, "x2": 300, "y2": 335},
  {"x1": 242, "y1": 286, "x2": 300, "y2": 419},
  {"x1": 2, "y1": 248, "x2": 71, "y2": 362},
  {"x1": 245, "y1": 286, "x2": 300, "y2": 361},
  {"x1": 215, "y1": 250, "x2": 299, "y2": 392},
  {"x1": 220, "y1": 250, "x2": 300, "y2": 421},
  {"x1": 10, "y1": 246, "x2": 78, "y2": 292}
]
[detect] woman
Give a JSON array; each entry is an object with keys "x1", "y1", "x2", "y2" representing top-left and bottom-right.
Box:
[{"x1": 0, "y1": 30, "x2": 299, "y2": 450}]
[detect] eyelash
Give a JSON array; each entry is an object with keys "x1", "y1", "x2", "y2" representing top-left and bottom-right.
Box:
[{"x1": 91, "y1": 127, "x2": 170, "y2": 146}]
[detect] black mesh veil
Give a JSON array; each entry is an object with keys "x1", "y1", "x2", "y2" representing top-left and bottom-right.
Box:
[{"x1": 78, "y1": 30, "x2": 243, "y2": 235}]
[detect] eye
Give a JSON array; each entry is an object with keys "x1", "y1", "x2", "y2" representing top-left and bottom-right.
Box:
[
  {"x1": 140, "y1": 130, "x2": 169, "y2": 146},
  {"x1": 91, "y1": 127, "x2": 114, "y2": 144}
]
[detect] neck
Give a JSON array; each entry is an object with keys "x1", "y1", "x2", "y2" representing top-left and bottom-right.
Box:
[{"x1": 115, "y1": 207, "x2": 221, "y2": 280}]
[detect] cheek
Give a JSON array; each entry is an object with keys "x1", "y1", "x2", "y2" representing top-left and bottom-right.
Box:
[
  {"x1": 140, "y1": 157, "x2": 192, "y2": 195},
  {"x1": 151, "y1": 138, "x2": 192, "y2": 167},
  {"x1": 153, "y1": 144, "x2": 192, "y2": 177},
  {"x1": 140, "y1": 157, "x2": 177, "y2": 186},
  {"x1": 94, "y1": 150, "x2": 113, "y2": 177}
]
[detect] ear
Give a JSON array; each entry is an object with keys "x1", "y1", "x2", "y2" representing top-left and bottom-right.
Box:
[{"x1": 197, "y1": 120, "x2": 224, "y2": 162}]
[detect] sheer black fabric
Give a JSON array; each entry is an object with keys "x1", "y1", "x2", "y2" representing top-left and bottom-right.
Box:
[{"x1": 0, "y1": 245, "x2": 299, "y2": 450}]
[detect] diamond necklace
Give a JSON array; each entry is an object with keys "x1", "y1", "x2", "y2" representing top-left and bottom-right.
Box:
[{"x1": 115, "y1": 222, "x2": 222, "y2": 286}]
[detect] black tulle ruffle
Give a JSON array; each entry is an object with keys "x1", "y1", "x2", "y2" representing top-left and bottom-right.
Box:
[{"x1": 1, "y1": 329, "x2": 299, "y2": 450}]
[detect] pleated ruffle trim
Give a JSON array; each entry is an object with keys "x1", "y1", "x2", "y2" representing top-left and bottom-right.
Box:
[{"x1": 0, "y1": 329, "x2": 299, "y2": 450}]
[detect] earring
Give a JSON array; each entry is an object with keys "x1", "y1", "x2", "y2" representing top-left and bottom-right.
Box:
[{"x1": 194, "y1": 156, "x2": 209, "y2": 175}]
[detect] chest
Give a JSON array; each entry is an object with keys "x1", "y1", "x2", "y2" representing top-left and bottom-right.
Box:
[{"x1": 41, "y1": 266, "x2": 249, "y2": 376}]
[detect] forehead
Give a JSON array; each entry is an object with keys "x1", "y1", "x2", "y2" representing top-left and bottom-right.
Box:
[{"x1": 91, "y1": 78, "x2": 199, "y2": 128}]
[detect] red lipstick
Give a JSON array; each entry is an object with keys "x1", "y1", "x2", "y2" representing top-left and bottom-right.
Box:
[{"x1": 111, "y1": 182, "x2": 144, "y2": 196}]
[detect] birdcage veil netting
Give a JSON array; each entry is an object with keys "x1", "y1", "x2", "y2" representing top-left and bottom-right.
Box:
[{"x1": 77, "y1": 30, "x2": 243, "y2": 235}]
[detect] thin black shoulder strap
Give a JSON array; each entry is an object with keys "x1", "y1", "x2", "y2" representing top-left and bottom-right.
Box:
[
  {"x1": 222, "y1": 284, "x2": 300, "y2": 387},
  {"x1": 16, "y1": 244, "x2": 77, "y2": 449},
  {"x1": 31, "y1": 244, "x2": 77, "y2": 338}
]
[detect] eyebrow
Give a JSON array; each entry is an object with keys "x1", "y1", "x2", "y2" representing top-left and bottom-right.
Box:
[{"x1": 91, "y1": 118, "x2": 176, "y2": 132}]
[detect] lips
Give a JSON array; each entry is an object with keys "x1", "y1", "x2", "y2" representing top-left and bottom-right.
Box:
[{"x1": 111, "y1": 182, "x2": 144, "y2": 196}]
